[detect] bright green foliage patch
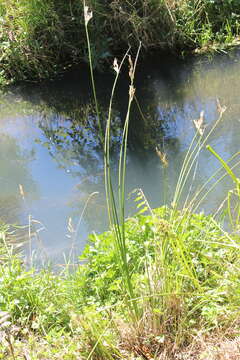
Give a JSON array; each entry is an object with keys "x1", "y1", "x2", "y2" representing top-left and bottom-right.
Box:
[
  {"x1": 0, "y1": 208, "x2": 240, "y2": 358},
  {"x1": 0, "y1": 0, "x2": 85, "y2": 83},
  {"x1": 0, "y1": 260, "x2": 71, "y2": 332},
  {"x1": 78, "y1": 208, "x2": 240, "y2": 323}
]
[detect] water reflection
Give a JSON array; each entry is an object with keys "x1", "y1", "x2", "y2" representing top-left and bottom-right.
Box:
[
  {"x1": 0, "y1": 51, "x2": 240, "y2": 263},
  {"x1": 0, "y1": 134, "x2": 37, "y2": 224}
]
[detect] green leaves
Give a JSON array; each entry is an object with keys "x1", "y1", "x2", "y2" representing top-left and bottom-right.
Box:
[
  {"x1": 0, "y1": 0, "x2": 239, "y2": 84},
  {"x1": 0, "y1": 206, "x2": 239, "y2": 357},
  {"x1": 207, "y1": 145, "x2": 240, "y2": 229}
]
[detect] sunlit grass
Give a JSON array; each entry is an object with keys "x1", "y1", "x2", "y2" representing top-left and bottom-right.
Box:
[
  {"x1": 0, "y1": 2, "x2": 240, "y2": 359},
  {"x1": 0, "y1": 0, "x2": 239, "y2": 84}
]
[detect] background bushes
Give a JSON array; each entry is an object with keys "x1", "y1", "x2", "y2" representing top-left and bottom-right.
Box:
[{"x1": 0, "y1": 0, "x2": 239, "y2": 83}]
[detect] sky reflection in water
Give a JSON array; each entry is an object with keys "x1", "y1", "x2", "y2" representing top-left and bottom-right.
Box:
[{"x1": 0, "y1": 52, "x2": 240, "y2": 264}]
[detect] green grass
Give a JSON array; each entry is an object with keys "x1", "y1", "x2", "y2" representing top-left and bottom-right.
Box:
[
  {"x1": 0, "y1": 96, "x2": 240, "y2": 359},
  {"x1": 0, "y1": 0, "x2": 240, "y2": 84},
  {"x1": 0, "y1": 205, "x2": 240, "y2": 359},
  {"x1": 1, "y1": 3, "x2": 240, "y2": 358}
]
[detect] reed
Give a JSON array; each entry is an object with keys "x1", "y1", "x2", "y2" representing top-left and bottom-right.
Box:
[
  {"x1": 81, "y1": 4, "x2": 240, "y2": 353},
  {"x1": 1, "y1": 3, "x2": 240, "y2": 358},
  {"x1": 104, "y1": 47, "x2": 142, "y2": 319},
  {"x1": 207, "y1": 145, "x2": 240, "y2": 229},
  {"x1": 83, "y1": 1, "x2": 103, "y2": 143}
]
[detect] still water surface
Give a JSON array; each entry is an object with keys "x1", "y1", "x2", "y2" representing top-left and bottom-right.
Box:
[{"x1": 0, "y1": 52, "x2": 240, "y2": 264}]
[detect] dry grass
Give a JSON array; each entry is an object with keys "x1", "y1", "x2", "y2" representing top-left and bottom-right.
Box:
[
  {"x1": 177, "y1": 332, "x2": 240, "y2": 360},
  {"x1": 116, "y1": 312, "x2": 240, "y2": 360},
  {"x1": 2, "y1": 331, "x2": 240, "y2": 360}
]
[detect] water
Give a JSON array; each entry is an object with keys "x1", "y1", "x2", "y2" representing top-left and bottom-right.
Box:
[{"x1": 0, "y1": 51, "x2": 240, "y2": 264}]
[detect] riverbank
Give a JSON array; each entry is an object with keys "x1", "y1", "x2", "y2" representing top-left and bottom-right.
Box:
[
  {"x1": 0, "y1": 0, "x2": 240, "y2": 85},
  {"x1": 1, "y1": 3, "x2": 240, "y2": 357},
  {"x1": 1, "y1": 206, "x2": 240, "y2": 359}
]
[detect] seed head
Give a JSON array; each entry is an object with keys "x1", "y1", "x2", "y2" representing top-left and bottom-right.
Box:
[
  {"x1": 84, "y1": 5, "x2": 93, "y2": 25},
  {"x1": 128, "y1": 55, "x2": 134, "y2": 82},
  {"x1": 156, "y1": 147, "x2": 168, "y2": 167},
  {"x1": 216, "y1": 98, "x2": 227, "y2": 115},
  {"x1": 193, "y1": 110, "x2": 205, "y2": 136},
  {"x1": 113, "y1": 58, "x2": 119, "y2": 74},
  {"x1": 129, "y1": 85, "x2": 135, "y2": 100},
  {"x1": 19, "y1": 184, "x2": 25, "y2": 200}
]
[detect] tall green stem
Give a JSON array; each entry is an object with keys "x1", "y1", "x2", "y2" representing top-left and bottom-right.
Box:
[{"x1": 83, "y1": 0, "x2": 103, "y2": 143}]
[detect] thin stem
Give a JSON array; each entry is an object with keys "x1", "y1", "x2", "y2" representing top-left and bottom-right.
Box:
[{"x1": 83, "y1": 0, "x2": 103, "y2": 143}]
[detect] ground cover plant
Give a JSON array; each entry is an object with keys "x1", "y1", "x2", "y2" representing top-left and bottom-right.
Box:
[
  {"x1": 0, "y1": 0, "x2": 240, "y2": 84},
  {"x1": 0, "y1": 204, "x2": 240, "y2": 359}
]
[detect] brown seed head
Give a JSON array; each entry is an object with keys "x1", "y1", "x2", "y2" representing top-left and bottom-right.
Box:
[
  {"x1": 156, "y1": 147, "x2": 168, "y2": 167},
  {"x1": 193, "y1": 110, "x2": 205, "y2": 136},
  {"x1": 113, "y1": 58, "x2": 119, "y2": 74},
  {"x1": 129, "y1": 85, "x2": 135, "y2": 100},
  {"x1": 128, "y1": 55, "x2": 134, "y2": 82},
  {"x1": 84, "y1": 5, "x2": 93, "y2": 25}
]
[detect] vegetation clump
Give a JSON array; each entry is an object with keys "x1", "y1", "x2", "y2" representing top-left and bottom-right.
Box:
[
  {"x1": 0, "y1": 205, "x2": 240, "y2": 359},
  {"x1": 1, "y1": 2, "x2": 240, "y2": 358},
  {"x1": 0, "y1": 0, "x2": 240, "y2": 84}
]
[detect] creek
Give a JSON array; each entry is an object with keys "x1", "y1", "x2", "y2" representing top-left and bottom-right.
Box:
[{"x1": 0, "y1": 51, "x2": 240, "y2": 264}]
